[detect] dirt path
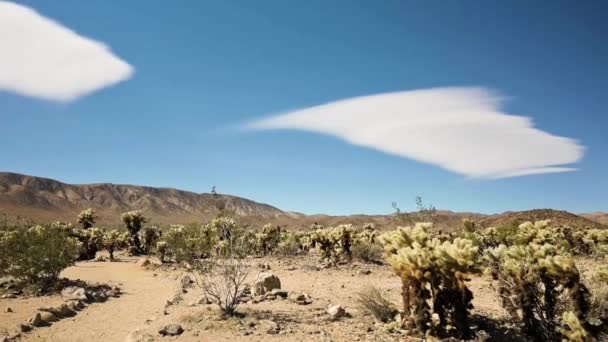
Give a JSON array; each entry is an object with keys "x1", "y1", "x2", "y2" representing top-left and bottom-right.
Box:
[{"x1": 22, "y1": 257, "x2": 175, "y2": 342}]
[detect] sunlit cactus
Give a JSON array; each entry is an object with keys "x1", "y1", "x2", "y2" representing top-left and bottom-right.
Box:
[
  {"x1": 121, "y1": 210, "x2": 147, "y2": 255},
  {"x1": 140, "y1": 226, "x2": 161, "y2": 255},
  {"x1": 380, "y1": 222, "x2": 479, "y2": 338},
  {"x1": 156, "y1": 241, "x2": 168, "y2": 263},
  {"x1": 103, "y1": 229, "x2": 124, "y2": 261},
  {"x1": 77, "y1": 208, "x2": 98, "y2": 229}
]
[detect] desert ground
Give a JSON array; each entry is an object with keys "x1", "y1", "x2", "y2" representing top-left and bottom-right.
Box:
[{"x1": 1, "y1": 251, "x2": 515, "y2": 342}]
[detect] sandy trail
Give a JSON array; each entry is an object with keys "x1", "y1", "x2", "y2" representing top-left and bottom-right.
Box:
[{"x1": 22, "y1": 258, "x2": 175, "y2": 342}]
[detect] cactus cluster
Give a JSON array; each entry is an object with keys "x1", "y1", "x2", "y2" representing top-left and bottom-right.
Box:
[
  {"x1": 121, "y1": 210, "x2": 147, "y2": 255},
  {"x1": 380, "y1": 223, "x2": 480, "y2": 338},
  {"x1": 310, "y1": 224, "x2": 354, "y2": 265},
  {"x1": 484, "y1": 221, "x2": 606, "y2": 341}
]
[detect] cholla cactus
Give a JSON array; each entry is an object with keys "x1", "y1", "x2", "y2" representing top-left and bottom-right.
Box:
[
  {"x1": 484, "y1": 221, "x2": 600, "y2": 341},
  {"x1": 380, "y1": 223, "x2": 479, "y2": 338},
  {"x1": 255, "y1": 224, "x2": 282, "y2": 255},
  {"x1": 77, "y1": 208, "x2": 98, "y2": 229},
  {"x1": 103, "y1": 229, "x2": 124, "y2": 261},
  {"x1": 121, "y1": 210, "x2": 147, "y2": 255},
  {"x1": 211, "y1": 216, "x2": 237, "y2": 241},
  {"x1": 310, "y1": 224, "x2": 354, "y2": 265},
  {"x1": 140, "y1": 226, "x2": 161, "y2": 255},
  {"x1": 156, "y1": 241, "x2": 168, "y2": 263}
]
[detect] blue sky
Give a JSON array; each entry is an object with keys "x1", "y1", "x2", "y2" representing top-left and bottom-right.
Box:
[{"x1": 0, "y1": 0, "x2": 606, "y2": 215}]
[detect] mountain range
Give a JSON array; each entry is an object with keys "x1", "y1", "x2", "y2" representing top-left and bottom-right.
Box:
[{"x1": 0, "y1": 172, "x2": 606, "y2": 230}]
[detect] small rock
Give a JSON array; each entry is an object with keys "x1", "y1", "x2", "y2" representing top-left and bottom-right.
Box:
[
  {"x1": 264, "y1": 294, "x2": 277, "y2": 301},
  {"x1": 55, "y1": 304, "x2": 76, "y2": 318},
  {"x1": 251, "y1": 272, "x2": 281, "y2": 296},
  {"x1": 0, "y1": 294, "x2": 16, "y2": 299},
  {"x1": 19, "y1": 323, "x2": 33, "y2": 333},
  {"x1": 5, "y1": 307, "x2": 12, "y2": 313},
  {"x1": 61, "y1": 286, "x2": 87, "y2": 301},
  {"x1": 1, "y1": 335, "x2": 8, "y2": 342},
  {"x1": 270, "y1": 289, "x2": 288, "y2": 298},
  {"x1": 289, "y1": 292, "x2": 313, "y2": 305},
  {"x1": 39, "y1": 311, "x2": 59, "y2": 323},
  {"x1": 94, "y1": 255, "x2": 108, "y2": 262},
  {"x1": 90, "y1": 291, "x2": 107, "y2": 302},
  {"x1": 158, "y1": 324, "x2": 184, "y2": 336},
  {"x1": 258, "y1": 320, "x2": 279, "y2": 334},
  {"x1": 358, "y1": 269, "x2": 372, "y2": 275},
  {"x1": 28, "y1": 313, "x2": 44, "y2": 327},
  {"x1": 197, "y1": 296, "x2": 212, "y2": 305},
  {"x1": 257, "y1": 263, "x2": 271, "y2": 270},
  {"x1": 179, "y1": 274, "x2": 194, "y2": 289},
  {"x1": 137, "y1": 258, "x2": 151, "y2": 267},
  {"x1": 327, "y1": 304, "x2": 346, "y2": 321}
]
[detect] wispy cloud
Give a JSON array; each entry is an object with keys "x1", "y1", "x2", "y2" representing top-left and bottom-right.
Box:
[
  {"x1": 245, "y1": 87, "x2": 584, "y2": 178},
  {"x1": 0, "y1": 1, "x2": 133, "y2": 102}
]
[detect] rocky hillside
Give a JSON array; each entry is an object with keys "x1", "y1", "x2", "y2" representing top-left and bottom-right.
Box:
[
  {"x1": 0, "y1": 172, "x2": 605, "y2": 230},
  {"x1": 478, "y1": 209, "x2": 607, "y2": 230},
  {"x1": 581, "y1": 212, "x2": 608, "y2": 225},
  {"x1": 0, "y1": 172, "x2": 298, "y2": 226}
]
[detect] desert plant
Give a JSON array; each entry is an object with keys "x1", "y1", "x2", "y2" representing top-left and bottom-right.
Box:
[
  {"x1": 156, "y1": 241, "x2": 168, "y2": 263},
  {"x1": 77, "y1": 208, "x2": 97, "y2": 229},
  {"x1": 357, "y1": 285, "x2": 399, "y2": 323},
  {"x1": 255, "y1": 224, "x2": 282, "y2": 255},
  {"x1": 121, "y1": 210, "x2": 147, "y2": 255},
  {"x1": 310, "y1": 224, "x2": 354, "y2": 265},
  {"x1": 103, "y1": 229, "x2": 125, "y2": 261},
  {"x1": 484, "y1": 221, "x2": 607, "y2": 341},
  {"x1": 192, "y1": 216, "x2": 250, "y2": 316},
  {"x1": 352, "y1": 241, "x2": 383, "y2": 263},
  {"x1": 380, "y1": 223, "x2": 479, "y2": 338},
  {"x1": 0, "y1": 224, "x2": 80, "y2": 289},
  {"x1": 140, "y1": 226, "x2": 161, "y2": 255}
]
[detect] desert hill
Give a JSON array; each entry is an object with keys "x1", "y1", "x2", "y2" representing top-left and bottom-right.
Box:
[
  {"x1": 0, "y1": 172, "x2": 299, "y2": 226},
  {"x1": 0, "y1": 172, "x2": 606, "y2": 230}
]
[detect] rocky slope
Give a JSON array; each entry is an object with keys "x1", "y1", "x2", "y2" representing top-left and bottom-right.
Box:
[
  {"x1": 0, "y1": 172, "x2": 605, "y2": 230},
  {"x1": 0, "y1": 172, "x2": 297, "y2": 226}
]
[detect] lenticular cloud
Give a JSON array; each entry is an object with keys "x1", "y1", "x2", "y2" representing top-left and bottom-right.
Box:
[
  {"x1": 245, "y1": 87, "x2": 584, "y2": 178},
  {"x1": 0, "y1": 2, "x2": 133, "y2": 102}
]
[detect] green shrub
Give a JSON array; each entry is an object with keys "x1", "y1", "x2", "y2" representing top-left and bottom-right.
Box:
[{"x1": 0, "y1": 224, "x2": 80, "y2": 288}]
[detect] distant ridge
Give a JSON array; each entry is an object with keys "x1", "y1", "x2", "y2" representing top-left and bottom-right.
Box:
[
  {"x1": 0, "y1": 172, "x2": 606, "y2": 230},
  {"x1": 0, "y1": 172, "x2": 298, "y2": 226}
]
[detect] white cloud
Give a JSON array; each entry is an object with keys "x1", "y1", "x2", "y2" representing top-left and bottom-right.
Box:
[
  {"x1": 245, "y1": 87, "x2": 584, "y2": 178},
  {"x1": 0, "y1": 1, "x2": 133, "y2": 101}
]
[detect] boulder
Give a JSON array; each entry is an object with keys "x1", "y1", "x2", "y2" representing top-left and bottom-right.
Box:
[
  {"x1": 28, "y1": 313, "x2": 44, "y2": 327},
  {"x1": 61, "y1": 287, "x2": 87, "y2": 301},
  {"x1": 252, "y1": 272, "x2": 281, "y2": 296},
  {"x1": 158, "y1": 324, "x2": 184, "y2": 336},
  {"x1": 327, "y1": 304, "x2": 346, "y2": 320},
  {"x1": 39, "y1": 311, "x2": 59, "y2": 323}
]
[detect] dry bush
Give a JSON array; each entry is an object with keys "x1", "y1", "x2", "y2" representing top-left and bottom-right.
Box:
[
  {"x1": 356, "y1": 286, "x2": 398, "y2": 323},
  {"x1": 352, "y1": 242, "x2": 383, "y2": 263},
  {"x1": 192, "y1": 219, "x2": 250, "y2": 316},
  {"x1": 193, "y1": 256, "x2": 250, "y2": 316}
]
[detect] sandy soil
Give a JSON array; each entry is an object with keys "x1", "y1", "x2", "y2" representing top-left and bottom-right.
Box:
[{"x1": 1, "y1": 254, "x2": 508, "y2": 342}]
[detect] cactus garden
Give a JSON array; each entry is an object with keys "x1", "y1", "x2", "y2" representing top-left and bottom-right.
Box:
[{"x1": 1, "y1": 207, "x2": 607, "y2": 342}]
